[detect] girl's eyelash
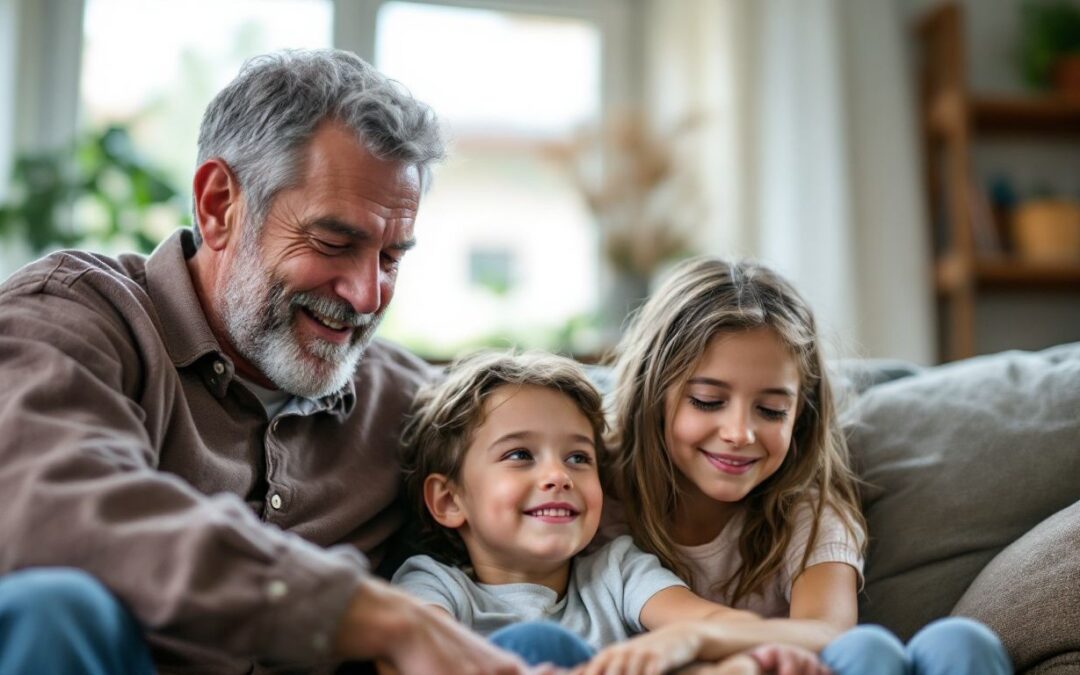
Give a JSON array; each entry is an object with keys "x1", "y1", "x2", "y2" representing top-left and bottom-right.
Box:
[
  {"x1": 758, "y1": 407, "x2": 789, "y2": 421},
  {"x1": 689, "y1": 396, "x2": 789, "y2": 421},
  {"x1": 689, "y1": 397, "x2": 722, "y2": 411},
  {"x1": 503, "y1": 449, "x2": 532, "y2": 461}
]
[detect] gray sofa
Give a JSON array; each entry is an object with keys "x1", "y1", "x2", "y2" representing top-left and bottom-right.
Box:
[{"x1": 840, "y1": 342, "x2": 1080, "y2": 674}]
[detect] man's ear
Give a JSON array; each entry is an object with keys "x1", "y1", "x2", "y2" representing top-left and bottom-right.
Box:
[
  {"x1": 192, "y1": 158, "x2": 244, "y2": 251},
  {"x1": 423, "y1": 474, "x2": 466, "y2": 529}
]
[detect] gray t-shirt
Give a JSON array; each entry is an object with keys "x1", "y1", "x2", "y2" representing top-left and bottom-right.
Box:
[{"x1": 392, "y1": 535, "x2": 686, "y2": 650}]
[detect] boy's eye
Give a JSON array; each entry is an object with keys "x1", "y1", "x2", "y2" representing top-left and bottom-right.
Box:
[
  {"x1": 503, "y1": 449, "x2": 533, "y2": 462},
  {"x1": 566, "y1": 452, "x2": 594, "y2": 465}
]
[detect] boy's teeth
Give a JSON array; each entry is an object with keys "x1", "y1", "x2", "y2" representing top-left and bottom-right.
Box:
[{"x1": 531, "y1": 508, "x2": 573, "y2": 517}]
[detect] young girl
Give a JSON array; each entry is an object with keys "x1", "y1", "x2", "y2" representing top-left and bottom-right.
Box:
[
  {"x1": 597, "y1": 256, "x2": 1011, "y2": 675},
  {"x1": 392, "y1": 351, "x2": 832, "y2": 674}
]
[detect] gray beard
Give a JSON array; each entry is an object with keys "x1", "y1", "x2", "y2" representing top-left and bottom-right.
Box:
[{"x1": 217, "y1": 235, "x2": 381, "y2": 399}]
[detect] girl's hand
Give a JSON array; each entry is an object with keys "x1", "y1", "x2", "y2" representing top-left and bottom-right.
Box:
[
  {"x1": 675, "y1": 654, "x2": 760, "y2": 674},
  {"x1": 745, "y1": 643, "x2": 831, "y2": 675},
  {"x1": 572, "y1": 623, "x2": 705, "y2": 675}
]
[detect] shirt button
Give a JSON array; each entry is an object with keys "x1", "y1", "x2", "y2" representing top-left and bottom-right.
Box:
[
  {"x1": 269, "y1": 493, "x2": 283, "y2": 510},
  {"x1": 212, "y1": 360, "x2": 225, "y2": 375},
  {"x1": 266, "y1": 579, "x2": 288, "y2": 601}
]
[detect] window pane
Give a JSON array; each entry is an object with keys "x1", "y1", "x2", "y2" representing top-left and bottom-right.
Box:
[
  {"x1": 80, "y1": 0, "x2": 333, "y2": 246},
  {"x1": 375, "y1": 2, "x2": 602, "y2": 358}
]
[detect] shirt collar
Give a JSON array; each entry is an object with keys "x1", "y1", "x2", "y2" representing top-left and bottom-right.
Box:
[
  {"x1": 145, "y1": 229, "x2": 222, "y2": 368},
  {"x1": 145, "y1": 229, "x2": 357, "y2": 416}
]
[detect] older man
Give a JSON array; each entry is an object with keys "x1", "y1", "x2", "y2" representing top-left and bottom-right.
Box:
[{"x1": 0, "y1": 50, "x2": 531, "y2": 674}]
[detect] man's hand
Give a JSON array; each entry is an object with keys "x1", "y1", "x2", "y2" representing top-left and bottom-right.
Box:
[{"x1": 335, "y1": 576, "x2": 530, "y2": 675}]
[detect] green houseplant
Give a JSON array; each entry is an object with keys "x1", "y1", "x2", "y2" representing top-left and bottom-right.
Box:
[
  {"x1": 0, "y1": 125, "x2": 182, "y2": 255},
  {"x1": 1020, "y1": 0, "x2": 1080, "y2": 91}
]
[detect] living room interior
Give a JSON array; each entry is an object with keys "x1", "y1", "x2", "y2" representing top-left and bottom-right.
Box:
[
  {"x1": 0, "y1": 0, "x2": 1077, "y2": 365},
  {"x1": 1, "y1": 2, "x2": 1079, "y2": 672}
]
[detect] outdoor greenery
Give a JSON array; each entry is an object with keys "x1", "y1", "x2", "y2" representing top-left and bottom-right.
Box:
[{"x1": 0, "y1": 125, "x2": 184, "y2": 255}]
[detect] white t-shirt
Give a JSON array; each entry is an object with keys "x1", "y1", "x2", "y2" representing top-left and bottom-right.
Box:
[
  {"x1": 392, "y1": 535, "x2": 686, "y2": 650},
  {"x1": 675, "y1": 503, "x2": 864, "y2": 618}
]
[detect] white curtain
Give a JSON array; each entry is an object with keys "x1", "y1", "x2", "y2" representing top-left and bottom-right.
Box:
[{"x1": 642, "y1": 0, "x2": 933, "y2": 363}]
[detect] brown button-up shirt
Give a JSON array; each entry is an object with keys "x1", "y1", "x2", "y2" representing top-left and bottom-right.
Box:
[{"x1": 0, "y1": 230, "x2": 435, "y2": 673}]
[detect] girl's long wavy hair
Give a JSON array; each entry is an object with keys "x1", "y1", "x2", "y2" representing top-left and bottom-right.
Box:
[{"x1": 608, "y1": 257, "x2": 865, "y2": 604}]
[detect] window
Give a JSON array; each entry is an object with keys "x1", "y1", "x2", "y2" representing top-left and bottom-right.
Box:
[
  {"x1": 79, "y1": 0, "x2": 333, "y2": 247},
  {"x1": 373, "y1": 1, "x2": 604, "y2": 358}
]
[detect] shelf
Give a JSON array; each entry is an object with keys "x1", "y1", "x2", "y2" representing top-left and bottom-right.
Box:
[
  {"x1": 929, "y1": 92, "x2": 1080, "y2": 138},
  {"x1": 972, "y1": 97, "x2": 1080, "y2": 136},
  {"x1": 935, "y1": 255, "x2": 1080, "y2": 291}
]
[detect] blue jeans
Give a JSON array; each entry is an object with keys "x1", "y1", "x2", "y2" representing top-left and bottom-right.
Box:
[
  {"x1": 489, "y1": 621, "x2": 596, "y2": 668},
  {"x1": 822, "y1": 618, "x2": 1012, "y2": 675},
  {"x1": 0, "y1": 568, "x2": 154, "y2": 675}
]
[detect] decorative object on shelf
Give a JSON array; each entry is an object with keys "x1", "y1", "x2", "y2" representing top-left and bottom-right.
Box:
[
  {"x1": 0, "y1": 125, "x2": 182, "y2": 255},
  {"x1": 549, "y1": 110, "x2": 707, "y2": 330},
  {"x1": 1011, "y1": 199, "x2": 1080, "y2": 262},
  {"x1": 1020, "y1": 0, "x2": 1080, "y2": 95}
]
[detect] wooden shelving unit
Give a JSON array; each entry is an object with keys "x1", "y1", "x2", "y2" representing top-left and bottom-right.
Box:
[{"x1": 915, "y1": 3, "x2": 1080, "y2": 362}]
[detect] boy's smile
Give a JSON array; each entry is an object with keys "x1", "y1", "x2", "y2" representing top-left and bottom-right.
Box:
[{"x1": 443, "y1": 384, "x2": 603, "y2": 590}]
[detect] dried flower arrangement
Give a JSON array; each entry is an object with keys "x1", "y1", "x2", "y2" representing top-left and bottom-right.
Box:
[{"x1": 548, "y1": 110, "x2": 707, "y2": 281}]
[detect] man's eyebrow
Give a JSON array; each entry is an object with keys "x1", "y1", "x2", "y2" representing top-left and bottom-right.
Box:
[
  {"x1": 307, "y1": 217, "x2": 416, "y2": 251},
  {"x1": 687, "y1": 377, "x2": 796, "y2": 398},
  {"x1": 390, "y1": 237, "x2": 417, "y2": 252},
  {"x1": 306, "y1": 217, "x2": 370, "y2": 239}
]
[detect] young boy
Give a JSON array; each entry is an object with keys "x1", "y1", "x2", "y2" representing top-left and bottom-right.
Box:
[{"x1": 393, "y1": 351, "x2": 829, "y2": 674}]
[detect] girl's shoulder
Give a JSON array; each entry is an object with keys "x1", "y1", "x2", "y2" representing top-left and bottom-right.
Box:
[{"x1": 788, "y1": 493, "x2": 867, "y2": 548}]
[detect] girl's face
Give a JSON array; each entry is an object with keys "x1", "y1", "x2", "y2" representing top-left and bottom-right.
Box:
[{"x1": 664, "y1": 327, "x2": 801, "y2": 518}]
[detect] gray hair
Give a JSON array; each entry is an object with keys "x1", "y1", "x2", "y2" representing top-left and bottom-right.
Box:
[{"x1": 192, "y1": 48, "x2": 444, "y2": 246}]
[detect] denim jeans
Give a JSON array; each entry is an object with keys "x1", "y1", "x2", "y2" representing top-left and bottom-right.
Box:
[
  {"x1": 821, "y1": 618, "x2": 1012, "y2": 675},
  {"x1": 0, "y1": 568, "x2": 154, "y2": 675},
  {"x1": 489, "y1": 621, "x2": 596, "y2": 668}
]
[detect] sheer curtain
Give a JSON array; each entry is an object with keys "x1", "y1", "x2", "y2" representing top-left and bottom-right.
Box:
[{"x1": 642, "y1": 0, "x2": 933, "y2": 363}]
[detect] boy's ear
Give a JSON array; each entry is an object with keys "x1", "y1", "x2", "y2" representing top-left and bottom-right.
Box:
[{"x1": 423, "y1": 474, "x2": 466, "y2": 529}]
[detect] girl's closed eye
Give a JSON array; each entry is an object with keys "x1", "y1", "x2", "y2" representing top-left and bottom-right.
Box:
[
  {"x1": 689, "y1": 396, "x2": 725, "y2": 411},
  {"x1": 757, "y1": 405, "x2": 789, "y2": 421}
]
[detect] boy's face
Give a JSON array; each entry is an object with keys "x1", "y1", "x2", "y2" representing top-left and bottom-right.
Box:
[{"x1": 448, "y1": 384, "x2": 603, "y2": 578}]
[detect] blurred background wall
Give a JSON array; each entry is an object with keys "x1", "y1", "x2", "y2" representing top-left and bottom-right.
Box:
[{"x1": 1, "y1": 0, "x2": 1077, "y2": 364}]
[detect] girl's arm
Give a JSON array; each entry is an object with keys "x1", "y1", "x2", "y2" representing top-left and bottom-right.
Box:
[{"x1": 576, "y1": 562, "x2": 857, "y2": 674}]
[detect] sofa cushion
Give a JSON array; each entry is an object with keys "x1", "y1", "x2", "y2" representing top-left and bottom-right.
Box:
[
  {"x1": 952, "y1": 500, "x2": 1080, "y2": 673},
  {"x1": 844, "y1": 342, "x2": 1080, "y2": 640}
]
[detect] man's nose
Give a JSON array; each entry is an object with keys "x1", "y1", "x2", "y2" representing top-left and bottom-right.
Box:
[{"x1": 334, "y1": 254, "x2": 382, "y2": 315}]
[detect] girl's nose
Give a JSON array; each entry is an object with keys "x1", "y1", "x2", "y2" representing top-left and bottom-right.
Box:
[{"x1": 720, "y1": 411, "x2": 756, "y2": 448}]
